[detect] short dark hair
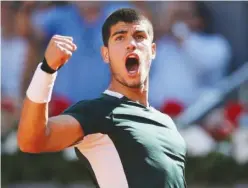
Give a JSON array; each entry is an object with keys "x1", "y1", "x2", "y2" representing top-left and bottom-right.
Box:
[{"x1": 102, "y1": 8, "x2": 154, "y2": 47}]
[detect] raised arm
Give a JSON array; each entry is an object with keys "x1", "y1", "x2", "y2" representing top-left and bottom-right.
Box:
[{"x1": 17, "y1": 35, "x2": 83, "y2": 153}]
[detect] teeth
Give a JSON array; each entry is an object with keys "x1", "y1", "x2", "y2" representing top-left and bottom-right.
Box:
[
  {"x1": 129, "y1": 71, "x2": 136, "y2": 74},
  {"x1": 128, "y1": 55, "x2": 137, "y2": 58}
]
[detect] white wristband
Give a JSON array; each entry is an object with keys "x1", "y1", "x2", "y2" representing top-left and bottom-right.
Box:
[{"x1": 26, "y1": 63, "x2": 57, "y2": 103}]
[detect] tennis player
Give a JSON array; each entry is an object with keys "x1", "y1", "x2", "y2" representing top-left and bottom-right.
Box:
[{"x1": 18, "y1": 8, "x2": 187, "y2": 188}]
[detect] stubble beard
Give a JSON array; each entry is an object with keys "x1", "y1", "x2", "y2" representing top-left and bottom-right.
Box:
[{"x1": 116, "y1": 75, "x2": 144, "y2": 89}]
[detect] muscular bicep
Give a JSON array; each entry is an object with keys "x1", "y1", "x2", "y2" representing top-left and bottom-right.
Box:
[{"x1": 43, "y1": 115, "x2": 84, "y2": 152}]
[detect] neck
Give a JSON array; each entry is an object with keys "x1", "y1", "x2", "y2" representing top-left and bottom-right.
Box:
[{"x1": 108, "y1": 78, "x2": 149, "y2": 107}]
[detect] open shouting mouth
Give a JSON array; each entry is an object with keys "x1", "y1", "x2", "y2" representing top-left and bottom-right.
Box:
[{"x1": 125, "y1": 53, "x2": 140, "y2": 76}]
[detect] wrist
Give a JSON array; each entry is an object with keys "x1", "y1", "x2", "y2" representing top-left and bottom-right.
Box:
[
  {"x1": 26, "y1": 63, "x2": 57, "y2": 103},
  {"x1": 40, "y1": 57, "x2": 57, "y2": 74}
]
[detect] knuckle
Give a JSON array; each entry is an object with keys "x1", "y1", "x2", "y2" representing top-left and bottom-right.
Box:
[
  {"x1": 52, "y1": 35, "x2": 58, "y2": 40},
  {"x1": 55, "y1": 43, "x2": 60, "y2": 50},
  {"x1": 52, "y1": 40, "x2": 58, "y2": 47}
]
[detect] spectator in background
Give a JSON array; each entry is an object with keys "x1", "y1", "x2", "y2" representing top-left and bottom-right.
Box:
[
  {"x1": 148, "y1": 1, "x2": 170, "y2": 41},
  {"x1": 149, "y1": 1, "x2": 232, "y2": 117},
  {"x1": 1, "y1": 2, "x2": 31, "y2": 135}
]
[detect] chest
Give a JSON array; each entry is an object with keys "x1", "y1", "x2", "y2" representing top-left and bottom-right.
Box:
[{"x1": 109, "y1": 105, "x2": 187, "y2": 158}]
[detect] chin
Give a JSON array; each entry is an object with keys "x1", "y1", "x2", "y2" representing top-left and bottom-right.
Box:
[
  {"x1": 114, "y1": 72, "x2": 147, "y2": 89},
  {"x1": 125, "y1": 78, "x2": 145, "y2": 88}
]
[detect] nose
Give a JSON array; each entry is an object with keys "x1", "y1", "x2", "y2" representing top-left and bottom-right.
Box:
[{"x1": 126, "y1": 38, "x2": 137, "y2": 52}]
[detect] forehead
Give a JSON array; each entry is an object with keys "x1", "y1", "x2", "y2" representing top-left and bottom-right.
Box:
[{"x1": 110, "y1": 21, "x2": 150, "y2": 35}]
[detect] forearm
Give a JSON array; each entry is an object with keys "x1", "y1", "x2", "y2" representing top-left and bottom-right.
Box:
[
  {"x1": 17, "y1": 35, "x2": 77, "y2": 153},
  {"x1": 18, "y1": 63, "x2": 57, "y2": 153},
  {"x1": 17, "y1": 97, "x2": 49, "y2": 153}
]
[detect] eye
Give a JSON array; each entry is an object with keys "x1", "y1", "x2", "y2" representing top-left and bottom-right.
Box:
[
  {"x1": 115, "y1": 35, "x2": 124, "y2": 41},
  {"x1": 136, "y1": 35, "x2": 145, "y2": 40}
]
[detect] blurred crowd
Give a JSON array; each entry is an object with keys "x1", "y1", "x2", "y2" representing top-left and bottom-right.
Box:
[{"x1": 1, "y1": 1, "x2": 248, "y2": 165}]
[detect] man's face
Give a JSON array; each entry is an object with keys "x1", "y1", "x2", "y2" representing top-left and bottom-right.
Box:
[{"x1": 101, "y1": 21, "x2": 156, "y2": 88}]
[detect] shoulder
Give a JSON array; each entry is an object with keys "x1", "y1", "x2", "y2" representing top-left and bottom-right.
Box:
[
  {"x1": 62, "y1": 96, "x2": 117, "y2": 135},
  {"x1": 63, "y1": 95, "x2": 119, "y2": 116},
  {"x1": 63, "y1": 97, "x2": 106, "y2": 113},
  {"x1": 151, "y1": 107, "x2": 178, "y2": 130},
  {"x1": 191, "y1": 33, "x2": 231, "y2": 52}
]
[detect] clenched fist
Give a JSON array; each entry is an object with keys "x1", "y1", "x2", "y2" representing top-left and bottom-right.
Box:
[{"x1": 45, "y1": 35, "x2": 77, "y2": 70}]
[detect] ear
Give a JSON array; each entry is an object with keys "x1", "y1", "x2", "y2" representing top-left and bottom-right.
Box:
[
  {"x1": 151, "y1": 43, "x2": 156, "y2": 60},
  {"x1": 101, "y1": 46, "x2": 110, "y2": 63}
]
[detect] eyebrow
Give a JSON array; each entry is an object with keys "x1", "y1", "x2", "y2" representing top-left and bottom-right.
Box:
[
  {"x1": 111, "y1": 30, "x2": 128, "y2": 38},
  {"x1": 134, "y1": 30, "x2": 146, "y2": 35},
  {"x1": 111, "y1": 29, "x2": 147, "y2": 38}
]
